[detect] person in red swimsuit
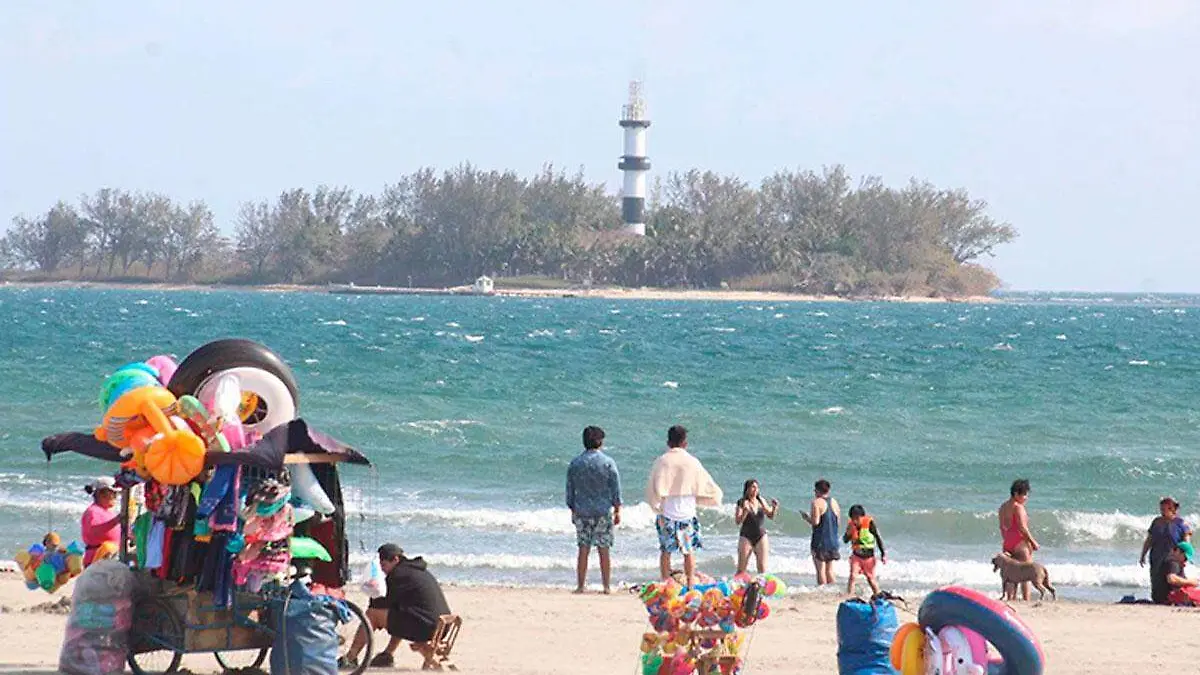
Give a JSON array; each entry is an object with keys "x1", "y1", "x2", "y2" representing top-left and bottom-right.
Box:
[{"x1": 997, "y1": 479, "x2": 1038, "y2": 601}]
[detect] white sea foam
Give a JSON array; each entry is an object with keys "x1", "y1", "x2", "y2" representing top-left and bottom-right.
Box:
[
  {"x1": 368, "y1": 553, "x2": 1149, "y2": 589},
  {"x1": 446, "y1": 322, "x2": 460, "y2": 328},
  {"x1": 662, "y1": 381, "x2": 679, "y2": 389},
  {"x1": 401, "y1": 419, "x2": 481, "y2": 436},
  {"x1": 1128, "y1": 360, "x2": 1149, "y2": 366},
  {"x1": 321, "y1": 319, "x2": 348, "y2": 326},
  {"x1": 464, "y1": 335, "x2": 485, "y2": 343},
  {"x1": 351, "y1": 502, "x2": 696, "y2": 536},
  {"x1": 1055, "y1": 334, "x2": 1067, "y2": 340},
  {"x1": 1054, "y1": 510, "x2": 1199, "y2": 542}
]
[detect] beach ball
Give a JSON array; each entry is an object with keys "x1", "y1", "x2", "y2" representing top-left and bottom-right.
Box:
[
  {"x1": 641, "y1": 652, "x2": 663, "y2": 675},
  {"x1": 771, "y1": 578, "x2": 788, "y2": 597},
  {"x1": 35, "y1": 561, "x2": 58, "y2": 591}
]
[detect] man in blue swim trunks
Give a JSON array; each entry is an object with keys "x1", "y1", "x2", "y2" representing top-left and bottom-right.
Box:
[
  {"x1": 645, "y1": 426, "x2": 723, "y2": 589},
  {"x1": 566, "y1": 426, "x2": 622, "y2": 594}
]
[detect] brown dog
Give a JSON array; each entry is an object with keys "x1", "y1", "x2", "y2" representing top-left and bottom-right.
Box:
[{"x1": 991, "y1": 552, "x2": 1056, "y2": 601}]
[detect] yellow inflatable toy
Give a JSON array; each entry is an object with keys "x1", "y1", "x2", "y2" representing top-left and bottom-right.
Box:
[
  {"x1": 96, "y1": 387, "x2": 205, "y2": 486},
  {"x1": 890, "y1": 622, "x2": 926, "y2": 675}
]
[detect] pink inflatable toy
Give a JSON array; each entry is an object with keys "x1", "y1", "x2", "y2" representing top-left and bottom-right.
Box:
[{"x1": 145, "y1": 355, "x2": 178, "y2": 387}]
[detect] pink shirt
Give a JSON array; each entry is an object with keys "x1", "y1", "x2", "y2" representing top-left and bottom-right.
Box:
[{"x1": 81, "y1": 503, "x2": 120, "y2": 565}]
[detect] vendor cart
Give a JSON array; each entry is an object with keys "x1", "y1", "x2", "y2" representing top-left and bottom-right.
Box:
[{"x1": 45, "y1": 427, "x2": 376, "y2": 675}]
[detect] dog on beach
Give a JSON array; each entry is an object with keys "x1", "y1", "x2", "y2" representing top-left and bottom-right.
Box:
[{"x1": 991, "y1": 552, "x2": 1056, "y2": 601}]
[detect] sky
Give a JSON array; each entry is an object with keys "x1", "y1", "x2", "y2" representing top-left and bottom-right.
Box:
[{"x1": 1, "y1": 1, "x2": 1197, "y2": 292}]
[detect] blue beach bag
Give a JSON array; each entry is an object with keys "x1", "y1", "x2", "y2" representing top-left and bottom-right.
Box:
[
  {"x1": 837, "y1": 597, "x2": 900, "y2": 675},
  {"x1": 270, "y1": 581, "x2": 342, "y2": 675}
]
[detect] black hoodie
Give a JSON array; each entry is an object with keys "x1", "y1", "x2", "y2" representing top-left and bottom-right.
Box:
[{"x1": 385, "y1": 556, "x2": 452, "y2": 640}]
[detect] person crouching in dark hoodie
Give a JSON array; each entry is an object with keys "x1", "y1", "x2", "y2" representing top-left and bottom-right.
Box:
[{"x1": 342, "y1": 543, "x2": 452, "y2": 669}]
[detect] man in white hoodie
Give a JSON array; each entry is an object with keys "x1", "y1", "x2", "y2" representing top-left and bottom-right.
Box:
[{"x1": 645, "y1": 425, "x2": 723, "y2": 588}]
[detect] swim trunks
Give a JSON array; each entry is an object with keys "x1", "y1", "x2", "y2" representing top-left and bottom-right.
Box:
[
  {"x1": 850, "y1": 552, "x2": 877, "y2": 577},
  {"x1": 656, "y1": 514, "x2": 702, "y2": 554},
  {"x1": 573, "y1": 512, "x2": 615, "y2": 549}
]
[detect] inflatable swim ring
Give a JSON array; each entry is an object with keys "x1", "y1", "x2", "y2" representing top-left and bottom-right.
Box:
[
  {"x1": 168, "y1": 339, "x2": 335, "y2": 514},
  {"x1": 894, "y1": 585, "x2": 1043, "y2": 675}
]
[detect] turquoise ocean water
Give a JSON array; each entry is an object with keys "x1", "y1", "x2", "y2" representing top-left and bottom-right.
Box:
[{"x1": 1, "y1": 287, "x2": 1198, "y2": 601}]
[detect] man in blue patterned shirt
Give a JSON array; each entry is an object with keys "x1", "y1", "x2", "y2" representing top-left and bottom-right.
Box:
[{"x1": 566, "y1": 425, "x2": 622, "y2": 594}]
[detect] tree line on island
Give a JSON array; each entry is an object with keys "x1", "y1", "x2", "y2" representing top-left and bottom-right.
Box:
[{"x1": 0, "y1": 164, "x2": 1016, "y2": 296}]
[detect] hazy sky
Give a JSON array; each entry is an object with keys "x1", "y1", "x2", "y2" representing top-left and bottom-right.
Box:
[{"x1": 2, "y1": 1, "x2": 1197, "y2": 291}]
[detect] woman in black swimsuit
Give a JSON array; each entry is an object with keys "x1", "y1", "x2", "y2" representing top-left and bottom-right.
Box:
[{"x1": 735, "y1": 479, "x2": 780, "y2": 575}]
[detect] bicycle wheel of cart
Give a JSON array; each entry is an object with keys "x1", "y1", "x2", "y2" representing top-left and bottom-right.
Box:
[
  {"x1": 337, "y1": 599, "x2": 374, "y2": 675},
  {"x1": 214, "y1": 646, "x2": 269, "y2": 672},
  {"x1": 128, "y1": 597, "x2": 184, "y2": 675}
]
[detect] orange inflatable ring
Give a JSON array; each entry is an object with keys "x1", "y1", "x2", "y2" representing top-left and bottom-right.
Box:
[{"x1": 96, "y1": 386, "x2": 179, "y2": 447}]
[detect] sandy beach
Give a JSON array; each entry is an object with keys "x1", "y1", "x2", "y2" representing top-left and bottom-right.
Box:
[{"x1": 1, "y1": 575, "x2": 1196, "y2": 674}]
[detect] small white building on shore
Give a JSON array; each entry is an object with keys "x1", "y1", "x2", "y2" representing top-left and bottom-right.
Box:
[{"x1": 473, "y1": 276, "x2": 495, "y2": 294}]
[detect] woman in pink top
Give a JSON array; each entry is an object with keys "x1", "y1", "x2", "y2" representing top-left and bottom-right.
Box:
[
  {"x1": 997, "y1": 478, "x2": 1038, "y2": 600},
  {"x1": 80, "y1": 477, "x2": 121, "y2": 566}
]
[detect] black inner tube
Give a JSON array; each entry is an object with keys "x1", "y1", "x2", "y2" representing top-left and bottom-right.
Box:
[{"x1": 167, "y1": 338, "x2": 300, "y2": 406}]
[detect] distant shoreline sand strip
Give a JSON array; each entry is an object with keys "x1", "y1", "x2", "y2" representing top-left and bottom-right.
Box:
[{"x1": 0, "y1": 280, "x2": 996, "y2": 304}]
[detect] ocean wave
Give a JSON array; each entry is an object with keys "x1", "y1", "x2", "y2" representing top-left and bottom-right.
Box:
[
  {"x1": 340, "y1": 500, "x2": 1173, "y2": 546},
  {"x1": 401, "y1": 419, "x2": 482, "y2": 436},
  {"x1": 342, "y1": 552, "x2": 1147, "y2": 589},
  {"x1": 0, "y1": 494, "x2": 87, "y2": 516},
  {"x1": 346, "y1": 502, "x2": 739, "y2": 536},
  {"x1": 1052, "y1": 510, "x2": 1189, "y2": 542},
  {"x1": 854, "y1": 508, "x2": 1175, "y2": 547},
  {"x1": 355, "y1": 503, "x2": 662, "y2": 535}
]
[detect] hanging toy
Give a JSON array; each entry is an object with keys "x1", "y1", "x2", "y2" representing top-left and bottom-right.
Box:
[
  {"x1": 14, "y1": 534, "x2": 85, "y2": 593},
  {"x1": 144, "y1": 354, "x2": 178, "y2": 386},
  {"x1": 96, "y1": 373, "x2": 205, "y2": 486}
]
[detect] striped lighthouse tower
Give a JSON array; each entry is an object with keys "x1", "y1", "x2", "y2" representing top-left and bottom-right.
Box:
[{"x1": 618, "y1": 81, "x2": 650, "y2": 236}]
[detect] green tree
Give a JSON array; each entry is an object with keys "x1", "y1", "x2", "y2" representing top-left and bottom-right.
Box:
[
  {"x1": 234, "y1": 200, "x2": 275, "y2": 280},
  {"x1": 2, "y1": 202, "x2": 89, "y2": 273}
]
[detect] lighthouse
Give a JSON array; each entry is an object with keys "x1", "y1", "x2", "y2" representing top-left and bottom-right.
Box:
[{"x1": 618, "y1": 81, "x2": 650, "y2": 236}]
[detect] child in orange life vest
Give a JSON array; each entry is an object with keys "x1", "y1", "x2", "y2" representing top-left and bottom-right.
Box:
[{"x1": 843, "y1": 504, "x2": 886, "y2": 596}]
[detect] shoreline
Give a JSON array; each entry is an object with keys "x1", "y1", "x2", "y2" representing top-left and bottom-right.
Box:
[
  {"x1": 0, "y1": 279, "x2": 996, "y2": 304},
  {"x1": 0, "y1": 564, "x2": 1150, "y2": 606}
]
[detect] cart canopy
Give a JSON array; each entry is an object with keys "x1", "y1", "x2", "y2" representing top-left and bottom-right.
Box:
[{"x1": 42, "y1": 419, "x2": 370, "y2": 469}]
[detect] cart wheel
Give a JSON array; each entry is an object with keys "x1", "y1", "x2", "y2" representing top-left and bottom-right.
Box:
[
  {"x1": 214, "y1": 647, "x2": 269, "y2": 672},
  {"x1": 128, "y1": 597, "x2": 184, "y2": 675},
  {"x1": 337, "y1": 599, "x2": 374, "y2": 675}
]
